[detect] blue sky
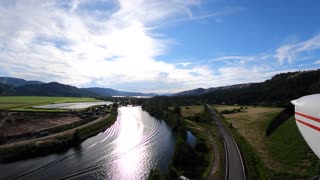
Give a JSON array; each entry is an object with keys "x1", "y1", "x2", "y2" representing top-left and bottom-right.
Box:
[{"x1": 0, "y1": 0, "x2": 320, "y2": 93}]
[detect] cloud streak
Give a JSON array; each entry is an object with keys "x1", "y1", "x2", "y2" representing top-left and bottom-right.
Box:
[{"x1": 276, "y1": 34, "x2": 320, "y2": 64}]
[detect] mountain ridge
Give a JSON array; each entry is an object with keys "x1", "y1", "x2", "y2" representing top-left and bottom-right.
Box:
[
  {"x1": 0, "y1": 77, "x2": 156, "y2": 97},
  {"x1": 0, "y1": 77, "x2": 44, "y2": 87},
  {"x1": 174, "y1": 69, "x2": 320, "y2": 106},
  {"x1": 83, "y1": 87, "x2": 156, "y2": 97},
  {"x1": 174, "y1": 83, "x2": 254, "y2": 96}
]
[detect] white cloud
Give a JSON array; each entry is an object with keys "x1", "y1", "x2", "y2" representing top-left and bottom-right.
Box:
[
  {"x1": 276, "y1": 34, "x2": 320, "y2": 64},
  {"x1": 211, "y1": 55, "x2": 256, "y2": 62},
  {"x1": 0, "y1": 0, "x2": 218, "y2": 92}
]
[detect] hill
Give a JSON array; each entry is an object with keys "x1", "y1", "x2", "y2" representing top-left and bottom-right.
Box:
[
  {"x1": 0, "y1": 83, "x2": 14, "y2": 96},
  {"x1": 176, "y1": 69, "x2": 320, "y2": 107},
  {"x1": 175, "y1": 84, "x2": 253, "y2": 96},
  {"x1": 175, "y1": 88, "x2": 207, "y2": 96},
  {"x1": 83, "y1": 87, "x2": 156, "y2": 97},
  {"x1": 14, "y1": 82, "x2": 98, "y2": 97},
  {"x1": 0, "y1": 77, "x2": 44, "y2": 87}
]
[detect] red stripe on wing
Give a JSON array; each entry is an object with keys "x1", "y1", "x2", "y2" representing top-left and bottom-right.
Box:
[
  {"x1": 296, "y1": 119, "x2": 320, "y2": 132},
  {"x1": 295, "y1": 112, "x2": 320, "y2": 123}
]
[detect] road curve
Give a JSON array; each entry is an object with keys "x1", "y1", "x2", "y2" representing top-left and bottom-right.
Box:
[{"x1": 206, "y1": 105, "x2": 246, "y2": 180}]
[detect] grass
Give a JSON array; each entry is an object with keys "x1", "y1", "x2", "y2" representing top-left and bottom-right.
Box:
[
  {"x1": 179, "y1": 106, "x2": 204, "y2": 118},
  {"x1": 0, "y1": 96, "x2": 101, "y2": 111},
  {"x1": 206, "y1": 122, "x2": 225, "y2": 180},
  {"x1": 213, "y1": 105, "x2": 320, "y2": 177},
  {"x1": 267, "y1": 116, "x2": 320, "y2": 177}
]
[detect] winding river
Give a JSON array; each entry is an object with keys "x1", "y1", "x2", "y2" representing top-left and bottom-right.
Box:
[{"x1": 0, "y1": 106, "x2": 175, "y2": 180}]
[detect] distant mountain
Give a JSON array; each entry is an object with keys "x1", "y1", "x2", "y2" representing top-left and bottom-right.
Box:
[
  {"x1": 0, "y1": 77, "x2": 156, "y2": 97},
  {"x1": 83, "y1": 87, "x2": 156, "y2": 97},
  {"x1": 0, "y1": 77, "x2": 44, "y2": 87},
  {"x1": 14, "y1": 82, "x2": 98, "y2": 97}
]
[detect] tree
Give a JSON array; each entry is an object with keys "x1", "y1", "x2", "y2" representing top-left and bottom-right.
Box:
[
  {"x1": 173, "y1": 106, "x2": 182, "y2": 116},
  {"x1": 72, "y1": 130, "x2": 81, "y2": 145}
]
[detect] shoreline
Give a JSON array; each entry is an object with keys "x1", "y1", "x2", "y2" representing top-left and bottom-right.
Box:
[{"x1": 0, "y1": 113, "x2": 117, "y2": 163}]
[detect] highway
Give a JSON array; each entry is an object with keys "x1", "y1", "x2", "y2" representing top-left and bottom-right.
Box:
[{"x1": 206, "y1": 105, "x2": 246, "y2": 180}]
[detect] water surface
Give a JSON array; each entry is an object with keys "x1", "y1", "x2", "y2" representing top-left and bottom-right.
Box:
[{"x1": 33, "y1": 101, "x2": 112, "y2": 109}]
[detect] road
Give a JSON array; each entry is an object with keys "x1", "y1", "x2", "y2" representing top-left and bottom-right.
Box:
[{"x1": 206, "y1": 105, "x2": 246, "y2": 180}]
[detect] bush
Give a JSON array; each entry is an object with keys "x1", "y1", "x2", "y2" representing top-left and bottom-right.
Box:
[
  {"x1": 195, "y1": 138, "x2": 208, "y2": 153},
  {"x1": 148, "y1": 169, "x2": 166, "y2": 180},
  {"x1": 173, "y1": 106, "x2": 182, "y2": 116},
  {"x1": 72, "y1": 130, "x2": 81, "y2": 145}
]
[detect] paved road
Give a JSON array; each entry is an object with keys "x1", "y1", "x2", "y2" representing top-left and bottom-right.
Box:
[{"x1": 206, "y1": 105, "x2": 246, "y2": 180}]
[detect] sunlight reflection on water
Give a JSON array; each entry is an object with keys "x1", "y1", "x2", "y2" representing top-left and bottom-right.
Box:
[{"x1": 0, "y1": 107, "x2": 175, "y2": 180}]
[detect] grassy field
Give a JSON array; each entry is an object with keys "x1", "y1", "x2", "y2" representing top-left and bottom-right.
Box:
[
  {"x1": 267, "y1": 116, "x2": 320, "y2": 177},
  {"x1": 213, "y1": 105, "x2": 320, "y2": 177},
  {"x1": 179, "y1": 105, "x2": 204, "y2": 118},
  {"x1": 0, "y1": 96, "x2": 101, "y2": 111}
]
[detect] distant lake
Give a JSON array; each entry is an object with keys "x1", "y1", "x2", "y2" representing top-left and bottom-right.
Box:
[
  {"x1": 112, "y1": 96, "x2": 152, "y2": 98},
  {"x1": 33, "y1": 101, "x2": 112, "y2": 109}
]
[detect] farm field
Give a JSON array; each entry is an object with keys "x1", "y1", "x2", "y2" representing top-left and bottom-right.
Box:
[
  {"x1": 0, "y1": 96, "x2": 101, "y2": 111},
  {"x1": 213, "y1": 105, "x2": 319, "y2": 177},
  {"x1": 1, "y1": 113, "x2": 80, "y2": 137}
]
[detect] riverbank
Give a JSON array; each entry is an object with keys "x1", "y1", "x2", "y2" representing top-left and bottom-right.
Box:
[
  {"x1": 0, "y1": 113, "x2": 117, "y2": 163},
  {"x1": 142, "y1": 98, "x2": 213, "y2": 179}
]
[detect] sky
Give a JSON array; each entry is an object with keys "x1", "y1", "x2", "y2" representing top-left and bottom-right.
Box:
[{"x1": 0, "y1": 0, "x2": 320, "y2": 93}]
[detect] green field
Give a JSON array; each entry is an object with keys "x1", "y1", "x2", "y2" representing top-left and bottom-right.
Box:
[
  {"x1": 180, "y1": 105, "x2": 204, "y2": 117},
  {"x1": 267, "y1": 116, "x2": 320, "y2": 177},
  {"x1": 0, "y1": 96, "x2": 101, "y2": 111},
  {"x1": 213, "y1": 105, "x2": 320, "y2": 177}
]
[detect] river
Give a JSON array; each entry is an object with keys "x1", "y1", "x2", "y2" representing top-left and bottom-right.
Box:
[{"x1": 0, "y1": 106, "x2": 175, "y2": 180}]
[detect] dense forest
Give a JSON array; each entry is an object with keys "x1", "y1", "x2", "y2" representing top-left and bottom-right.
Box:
[{"x1": 175, "y1": 69, "x2": 320, "y2": 107}]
